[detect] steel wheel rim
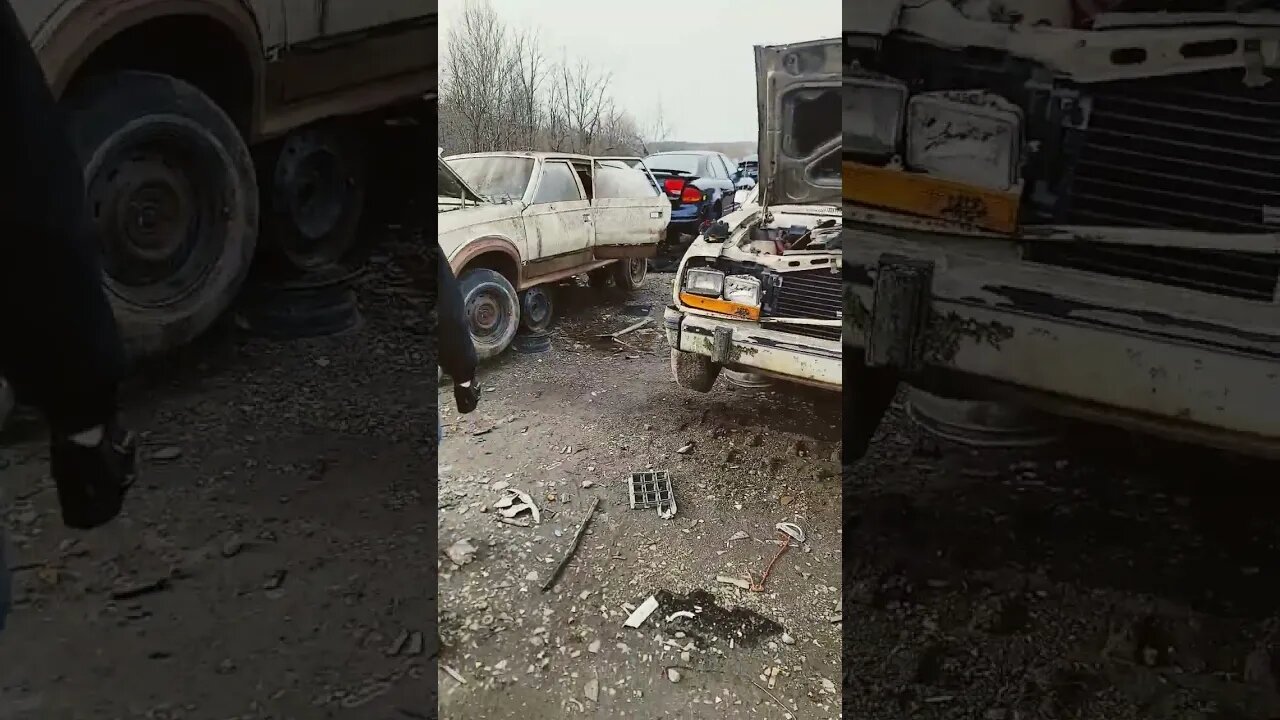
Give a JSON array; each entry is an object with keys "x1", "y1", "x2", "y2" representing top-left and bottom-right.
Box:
[
  {"x1": 466, "y1": 286, "x2": 510, "y2": 341},
  {"x1": 88, "y1": 118, "x2": 233, "y2": 309}
]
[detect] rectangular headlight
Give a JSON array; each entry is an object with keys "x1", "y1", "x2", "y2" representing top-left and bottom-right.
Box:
[
  {"x1": 843, "y1": 73, "x2": 908, "y2": 158},
  {"x1": 906, "y1": 91, "x2": 1023, "y2": 191},
  {"x1": 683, "y1": 268, "x2": 724, "y2": 296},
  {"x1": 723, "y1": 275, "x2": 762, "y2": 308}
]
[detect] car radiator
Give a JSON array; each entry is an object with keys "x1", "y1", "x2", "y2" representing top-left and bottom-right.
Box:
[
  {"x1": 1038, "y1": 71, "x2": 1280, "y2": 302},
  {"x1": 763, "y1": 268, "x2": 842, "y2": 341}
]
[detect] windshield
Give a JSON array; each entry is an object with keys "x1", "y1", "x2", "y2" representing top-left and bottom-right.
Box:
[
  {"x1": 643, "y1": 153, "x2": 703, "y2": 176},
  {"x1": 438, "y1": 158, "x2": 481, "y2": 204},
  {"x1": 446, "y1": 156, "x2": 534, "y2": 201}
]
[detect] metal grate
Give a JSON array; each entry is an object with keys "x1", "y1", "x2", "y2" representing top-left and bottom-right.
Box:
[
  {"x1": 764, "y1": 268, "x2": 843, "y2": 340},
  {"x1": 629, "y1": 471, "x2": 675, "y2": 517},
  {"x1": 1057, "y1": 72, "x2": 1280, "y2": 300}
]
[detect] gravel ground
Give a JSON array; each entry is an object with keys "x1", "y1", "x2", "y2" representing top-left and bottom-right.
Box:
[
  {"x1": 436, "y1": 274, "x2": 843, "y2": 719},
  {"x1": 0, "y1": 233, "x2": 441, "y2": 719},
  {"x1": 844, "y1": 408, "x2": 1280, "y2": 720}
]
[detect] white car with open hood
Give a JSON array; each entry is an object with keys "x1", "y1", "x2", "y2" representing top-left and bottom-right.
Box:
[
  {"x1": 664, "y1": 38, "x2": 842, "y2": 392},
  {"x1": 438, "y1": 152, "x2": 670, "y2": 358}
]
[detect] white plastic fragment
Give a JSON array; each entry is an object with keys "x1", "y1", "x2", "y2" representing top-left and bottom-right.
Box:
[
  {"x1": 665, "y1": 611, "x2": 695, "y2": 622},
  {"x1": 623, "y1": 596, "x2": 659, "y2": 628}
]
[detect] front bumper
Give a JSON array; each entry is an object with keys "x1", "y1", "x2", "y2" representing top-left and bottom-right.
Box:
[
  {"x1": 844, "y1": 227, "x2": 1280, "y2": 457},
  {"x1": 665, "y1": 306, "x2": 842, "y2": 389}
]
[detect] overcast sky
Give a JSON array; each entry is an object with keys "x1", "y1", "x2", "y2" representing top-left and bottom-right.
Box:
[{"x1": 438, "y1": 0, "x2": 840, "y2": 143}]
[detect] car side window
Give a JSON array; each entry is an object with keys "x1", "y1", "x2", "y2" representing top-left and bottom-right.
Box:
[
  {"x1": 704, "y1": 156, "x2": 722, "y2": 179},
  {"x1": 720, "y1": 155, "x2": 737, "y2": 178},
  {"x1": 594, "y1": 161, "x2": 659, "y2": 198},
  {"x1": 532, "y1": 162, "x2": 583, "y2": 204}
]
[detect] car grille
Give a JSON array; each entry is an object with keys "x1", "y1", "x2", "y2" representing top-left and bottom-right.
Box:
[
  {"x1": 763, "y1": 268, "x2": 842, "y2": 341},
  {"x1": 1054, "y1": 71, "x2": 1280, "y2": 301}
]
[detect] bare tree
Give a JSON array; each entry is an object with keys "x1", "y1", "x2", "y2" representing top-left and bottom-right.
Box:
[{"x1": 439, "y1": 0, "x2": 653, "y2": 157}]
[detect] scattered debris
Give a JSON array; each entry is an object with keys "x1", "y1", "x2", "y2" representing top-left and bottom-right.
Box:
[
  {"x1": 220, "y1": 534, "x2": 245, "y2": 558},
  {"x1": 110, "y1": 577, "x2": 171, "y2": 601},
  {"x1": 150, "y1": 446, "x2": 183, "y2": 461},
  {"x1": 624, "y1": 595, "x2": 660, "y2": 629},
  {"x1": 441, "y1": 665, "x2": 467, "y2": 685},
  {"x1": 445, "y1": 539, "x2": 477, "y2": 567},
  {"x1": 666, "y1": 610, "x2": 696, "y2": 622},
  {"x1": 405, "y1": 632, "x2": 424, "y2": 656},
  {"x1": 584, "y1": 678, "x2": 599, "y2": 702},
  {"x1": 495, "y1": 488, "x2": 541, "y2": 524},
  {"x1": 676, "y1": 443, "x2": 694, "y2": 454},
  {"x1": 262, "y1": 570, "x2": 287, "y2": 590},
  {"x1": 666, "y1": 668, "x2": 682, "y2": 683},
  {"x1": 629, "y1": 470, "x2": 677, "y2": 519},
  {"x1": 716, "y1": 575, "x2": 752, "y2": 590},
  {"x1": 726, "y1": 530, "x2": 750, "y2": 545},
  {"x1": 749, "y1": 525, "x2": 803, "y2": 592},
  {"x1": 775, "y1": 522, "x2": 806, "y2": 544},
  {"x1": 386, "y1": 630, "x2": 411, "y2": 656},
  {"x1": 749, "y1": 677, "x2": 793, "y2": 718},
  {"x1": 599, "y1": 318, "x2": 651, "y2": 339},
  {"x1": 541, "y1": 497, "x2": 600, "y2": 592}
]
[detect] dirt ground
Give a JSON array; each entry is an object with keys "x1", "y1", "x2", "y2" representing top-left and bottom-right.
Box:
[
  {"x1": 436, "y1": 274, "x2": 844, "y2": 719},
  {"x1": 0, "y1": 234, "x2": 442, "y2": 719},
  {"x1": 844, "y1": 407, "x2": 1280, "y2": 720}
]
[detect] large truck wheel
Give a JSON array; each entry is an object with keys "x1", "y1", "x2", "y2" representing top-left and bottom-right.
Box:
[
  {"x1": 65, "y1": 71, "x2": 258, "y2": 358},
  {"x1": 263, "y1": 124, "x2": 367, "y2": 271},
  {"x1": 670, "y1": 349, "x2": 720, "y2": 392},
  {"x1": 460, "y1": 268, "x2": 520, "y2": 360}
]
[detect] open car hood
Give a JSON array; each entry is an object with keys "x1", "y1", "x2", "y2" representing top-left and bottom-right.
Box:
[
  {"x1": 438, "y1": 156, "x2": 486, "y2": 205},
  {"x1": 755, "y1": 38, "x2": 842, "y2": 212}
]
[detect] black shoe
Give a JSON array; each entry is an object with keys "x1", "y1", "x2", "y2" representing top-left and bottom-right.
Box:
[{"x1": 49, "y1": 420, "x2": 137, "y2": 530}]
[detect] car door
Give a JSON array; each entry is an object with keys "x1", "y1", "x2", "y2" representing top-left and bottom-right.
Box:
[
  {"x1": 591, "y1": 160, "x2": 668, "y2": 259},
  {"x1": 522, "y1": 160, "x2": 593, "y2": 274},
  {"x1": 275, "y1": 0, "x2": 432, "y2": 106}
]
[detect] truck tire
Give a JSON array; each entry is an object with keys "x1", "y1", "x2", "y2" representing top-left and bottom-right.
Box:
[
  {"x1": 263, "y1": 124, "x2": 367, "y2": 271},
  {"x1": 670, "y1": 349, "x2": 720, "y2": 392},
  {"x1": 613, "y1": 258, "x2": 648, "y2": 291},
  {"x1": 65, "y1": 71, "x2": 258, "y2": 358},
  {"x1": 460, "y1": 268, "x2": 520, "y2": 360}
]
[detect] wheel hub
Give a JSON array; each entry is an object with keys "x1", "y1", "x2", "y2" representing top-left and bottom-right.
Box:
[
  {"x1": 87, "y1": 123, "x2": 228, "y2": 310},
  {"x1": 468, "y1": 293, "x2": 504, "y2": 335},
  {"x1": 96, "y1": 157, "x2": 193, "y2": 266}
]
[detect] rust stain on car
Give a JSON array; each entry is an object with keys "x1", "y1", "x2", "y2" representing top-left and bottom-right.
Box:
[{"x1": 922, "y1": 311, "x2": 1015, "y2": 364}]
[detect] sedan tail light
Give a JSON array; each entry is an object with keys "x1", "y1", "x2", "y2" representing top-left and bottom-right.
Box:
[
  {"x1": 680, "y1": 185, "x2": 703, "y2": 203},
  {"x1": 663, "y1": 178, "x2": 686, "y2": 196}
]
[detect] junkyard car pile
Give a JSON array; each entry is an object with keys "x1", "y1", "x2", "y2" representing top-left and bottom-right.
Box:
[
  {"x1": 435, "y1": 40, "x2": 844, "y2": 401},
  {"x1": 843, "y1": 0, "x2": 1280, "y2": 461},
  {"x1": 438, "y1": 152, "x2": 669, "y2": 358}
]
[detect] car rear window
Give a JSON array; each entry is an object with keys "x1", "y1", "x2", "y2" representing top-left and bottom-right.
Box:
[
  {"x1": 643, "y1": 154, "x2": 704, "y2": 176},
  {"x1": 594, "y1": 161, "x2": 659, "y2": 198},
  {"x1": 446, "y1": 156, "x2": 534, "y2": 201}
]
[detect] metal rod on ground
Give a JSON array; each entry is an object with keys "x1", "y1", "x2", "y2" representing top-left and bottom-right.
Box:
[
  {"x1": 541, "y1": 497, "x2": 600, "y2": 592},
  {"x1": 598, "y1": 318, "x2": 650, "y2": 339}
]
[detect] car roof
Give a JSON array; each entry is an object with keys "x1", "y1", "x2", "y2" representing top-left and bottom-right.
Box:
[
  {"x1": 646, "y1": 150, "x2": 718, "y2": 156},
  {"x1": 446, "y1": 151, "x2": 595, "y2": 162}
]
